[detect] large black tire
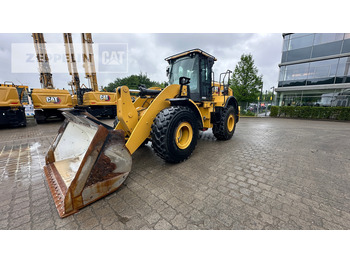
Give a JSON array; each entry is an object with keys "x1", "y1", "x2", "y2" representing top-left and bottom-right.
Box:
[
  {"x1": 151, "y1": 106, "x2": 199, "y2": 163},
  {"x1": 213, "y1": 106, "x2": 237, "y2": 140},
  {"x1": 34, "y1": 110, "x2": 46, "y2": 124}
]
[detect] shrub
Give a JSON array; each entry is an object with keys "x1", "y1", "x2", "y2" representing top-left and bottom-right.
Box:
[
  {"x1": 270, "y1": 106, "x2": 278, "y2": 117},
  {"x1": 241, "y1": 110, "x2": 255, "y2": 116},
  {"x1": 270, "y1": 106, "x2": 350, "y2": 121},
  {"x1": 338, "y1": 107, "x2": 350, "y2": 120}
]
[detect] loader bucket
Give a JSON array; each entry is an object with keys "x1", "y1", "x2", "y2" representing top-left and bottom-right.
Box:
[{"x1": 44, "y1": 110, "x2": 132, "y2": 218}]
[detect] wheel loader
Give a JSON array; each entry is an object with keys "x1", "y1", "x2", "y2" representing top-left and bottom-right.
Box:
[{"x1": 44, "y1": 49, "x2": 239, "y2": 217}]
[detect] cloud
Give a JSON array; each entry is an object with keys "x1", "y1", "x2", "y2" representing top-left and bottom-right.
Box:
[{"x1": 0, "y1": 33, "x2": 283, "y2": 91}]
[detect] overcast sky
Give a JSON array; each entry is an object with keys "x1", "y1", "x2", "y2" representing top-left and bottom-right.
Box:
[{"x1": 0, "y1": 33, "x2": 282, "y2": 92}]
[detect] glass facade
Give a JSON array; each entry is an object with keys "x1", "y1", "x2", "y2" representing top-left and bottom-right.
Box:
[
  {"x1": 276, "y1": 89, "x2": 350, "y2": 107},
  {"x1": 277, "y1": 33, "x2": 350, "y2": 106},
  {"x1": 281, "y1": 33, "x2": 350, "y2": 63},
  {"x1": 279, "y1": 57, "x2": 350, "y2": 87}
]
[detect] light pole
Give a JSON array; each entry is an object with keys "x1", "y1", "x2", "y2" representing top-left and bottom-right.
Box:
[
  {"x1": 265, "y1": 90, "x2": 268, "y2": 116},
  {"x1": 270, "y1": 86, "x2": 275, "y2": 106},
  {"x1": 258, "y1": 87, "x2": 263, "y2": 115}
]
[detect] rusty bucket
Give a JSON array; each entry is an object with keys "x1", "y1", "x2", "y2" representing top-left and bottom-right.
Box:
[{"x1": 44, "y1": 110, "x2": 132, "y2": 218}]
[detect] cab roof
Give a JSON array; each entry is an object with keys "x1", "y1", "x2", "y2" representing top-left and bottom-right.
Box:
[{"x1": 165, "y1": 49, "x2": 217, "y2": 62}]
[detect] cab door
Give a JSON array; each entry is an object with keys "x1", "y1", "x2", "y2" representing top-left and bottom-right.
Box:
[{"x1": 199, "y1": 57, "x2": 213, "y2": 101}]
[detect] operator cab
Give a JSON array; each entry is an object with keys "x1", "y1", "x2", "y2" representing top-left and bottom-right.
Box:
[{"x1": 165, "y1": 49, "x2": 216, "y2": 102}]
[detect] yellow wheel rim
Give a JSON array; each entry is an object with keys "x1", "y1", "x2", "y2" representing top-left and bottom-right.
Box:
[
  {"x1": 175, "y1": 122, "x2": 193, "y2": 149},
  {"x1": 227, "y1": 114, "x2": 235, "y2": 132}
]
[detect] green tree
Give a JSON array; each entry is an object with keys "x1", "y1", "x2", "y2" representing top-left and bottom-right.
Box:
[
  {"x1": 230, "y1": 54, "x2": 263, "y2": 108},
  {"x1": 104, "y1": 72, "x2": 165, "y2": 92}
]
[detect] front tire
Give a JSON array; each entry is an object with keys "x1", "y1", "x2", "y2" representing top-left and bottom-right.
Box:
[{"x1": 151, "y1": 106, "x2": 198, "y2": 163}]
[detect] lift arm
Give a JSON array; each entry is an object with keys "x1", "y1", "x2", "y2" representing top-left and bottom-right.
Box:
[
  {"x1": 81, "y1": 33, "x2": 99, "y2": 92},
  {"x1": 32, "y1": 33, "x2": 54, "y2": 89}
]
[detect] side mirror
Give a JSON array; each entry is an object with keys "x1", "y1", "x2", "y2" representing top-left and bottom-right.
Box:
[
  {"x1": 166, "y1": 66, "x2": 170, "y2": 78},
  {"x1": 179, "y1": 77, "x2": 190, "y2": 86}
]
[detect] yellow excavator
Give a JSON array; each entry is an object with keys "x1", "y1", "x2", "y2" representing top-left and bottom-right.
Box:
[
  {"x1": 44, "y1": 49, "x2": 239, "y2": 217},
  {"x1": 63, "y1": 33, "x2": 117, "y2": 118},
  {"x1": 31, "y1": 33, "x2": 74, "y2": 124},
  {"x1": 0, "y1": 82, "x2": 28, "y2": 127}
]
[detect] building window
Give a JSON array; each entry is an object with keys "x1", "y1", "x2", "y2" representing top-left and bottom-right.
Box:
[
  {"x1": 313, "y1": 33, "x2": 344, "y2": 45},
  {"x1": 285, "y1": 47, "x2": 312, "y2": 62},
  {"x1": 285, "y1": 63, "x2": 310, "y2": 81},
  {"x1": 278, "y1": 89, "x2": 350, "y2": 107},
  {"x1": 289, "y1": 34, "x2": 314, "y2": 50},
  {"x1": 335, "y1": 57, "x2": 350, "y2": 83},
  {"x1": 311, "y1": 41, "x2": 343, "y2": 58},
  {"x1": 278, "y1": 58, "x2": 343, "y2": 87},
  {"x1": 308, "y1": 59, "x2": 338, "y2": 79},
  {"x1": 342, "y1": 39, "x2": 350, "y2": 53}
]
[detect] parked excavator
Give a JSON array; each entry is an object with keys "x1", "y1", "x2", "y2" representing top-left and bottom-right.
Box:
[
  {"x1": 31, "y1": 33, "x2": 74, "y2": 123},
  {"x1": 0, "y1": 82, "x2": 28, "y2": 127},
  {"x1": 76, "y1": 33, "x2": 117, "y2": 118},
  {"x1": 63, "y1": 33, "x2": 117, "y2": 118},
  {"x1": 44, "y1": 49, "x2": 239, "y2": 217}
]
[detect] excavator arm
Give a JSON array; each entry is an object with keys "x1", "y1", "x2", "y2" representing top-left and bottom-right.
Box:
[
  {"x1": 81, "y1": 33, "x2": 99, "y2": 92},
  {"x1": 32, "y1": 33, "x2": 54, "y2": 89},
  {"x1": 63, "y1": 33, "x2": 82, "y2": 105}
]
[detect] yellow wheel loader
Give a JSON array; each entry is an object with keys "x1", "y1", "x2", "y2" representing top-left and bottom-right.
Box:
[{"x1": 44, "y1": 49, "x2": 239, "y2": 217}]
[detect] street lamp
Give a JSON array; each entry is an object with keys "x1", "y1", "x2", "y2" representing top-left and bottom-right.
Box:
[
  {"x1": 270, "y1": 86, "x2": 275, "y2": 105},
  {"x1": 265, "y1": 90, "x2": 268, "y2": 116},
  {"x1": 258, "y1": 86, "x2": 263, "y2": 115}
]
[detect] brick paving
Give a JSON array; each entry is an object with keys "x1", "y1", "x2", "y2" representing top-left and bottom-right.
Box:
[{"x1": 1, "y1": 117, "x2": 350, "y2": 230}]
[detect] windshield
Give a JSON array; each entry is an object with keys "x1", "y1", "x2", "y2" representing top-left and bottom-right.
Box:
[
  {"x1": 169, "y1": 56, "x2": 199, "y2": 93},
  {"x1": 16, "y1": 87, "x2": 29, "y2": 104}
]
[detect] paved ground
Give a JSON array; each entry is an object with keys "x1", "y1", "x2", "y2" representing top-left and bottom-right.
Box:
[{"x1": 1, "y1": 117, "x2": 350, "y2": 230}]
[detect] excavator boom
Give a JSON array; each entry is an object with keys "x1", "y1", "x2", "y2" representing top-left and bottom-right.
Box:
[
  {"x1": 81, "y1": 33, "x2": 99, "y2": 91},
  {"x1": 63, "y1": 33, "x2": 82, "y2": 105},
  {"x1": 32, "y1": 33, "x2": 54, "y2": 89}
]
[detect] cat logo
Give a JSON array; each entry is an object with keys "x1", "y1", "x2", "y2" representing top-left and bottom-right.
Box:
[
  {"x1": 100, "y1": 95, "x2": 111, "y2": 101},
  {"x1": 101, "y1": 51, "x2": 125, "y2": 65},
  {"x1": 46, "y1": 97, "x2": 61, "y2": 104}
]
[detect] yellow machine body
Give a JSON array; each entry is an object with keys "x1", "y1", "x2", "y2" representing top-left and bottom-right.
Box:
[
  {"x1": 0, "y1": 84, "x2": 22, "y2": 107},
  {"x1": 83, "y1": 91, "x2": 117, "y2": 106},
  {"x1": 31, "y1": 89, "x2": 73, "y2": 109},
  {"x1": 0, "y1": 83, "x2": 28, "y2": 127}
]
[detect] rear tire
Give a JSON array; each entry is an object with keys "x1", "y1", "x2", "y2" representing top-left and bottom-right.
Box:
[
  {"x1": 213, "y1": 106, "x2": 237, "y2": 140},
  {"x1": 151, "y1": 106, "x2": 198, "y2": 163}
]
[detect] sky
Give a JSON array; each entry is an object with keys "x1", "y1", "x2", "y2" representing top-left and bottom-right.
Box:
[{"x1": 0, "y1": 33, "x2": 283, "y2": 92}]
